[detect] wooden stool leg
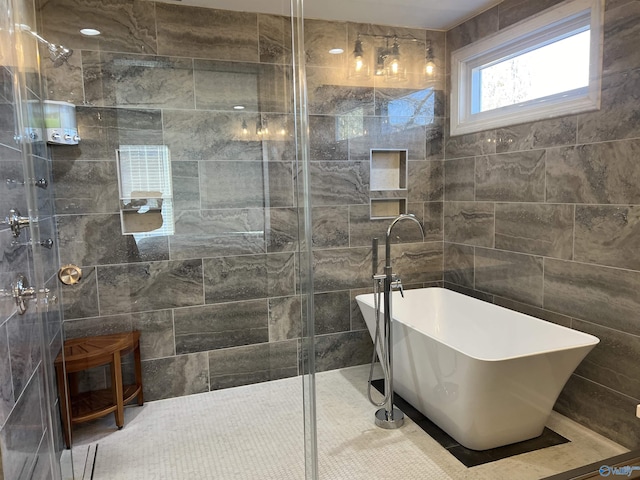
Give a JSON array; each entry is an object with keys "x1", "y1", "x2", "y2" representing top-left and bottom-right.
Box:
[
  {"x1": 111, "y1": 353, "x2": 124, "y2": 429},
  {"x1": 55, "y1": 364, "x2": 72, "y2": 448},
  {"x1": 133, "y1": 341, "x2": 143, "y2": 405}
]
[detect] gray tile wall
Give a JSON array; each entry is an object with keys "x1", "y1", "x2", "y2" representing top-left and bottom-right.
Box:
[
  {"x1": 444, "y1": 0, "x2": 640, "y2": 449},
  {"x1": 0, "y1": 0, "x2": 64, "y2": 476},
  {"x1": 38, "y1": 0, "x2": 445, "y2": 404}
]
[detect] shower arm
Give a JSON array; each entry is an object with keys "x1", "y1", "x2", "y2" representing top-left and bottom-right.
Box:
[{"x1": 17, "y1": 24, "x2": 73, "y2": 66}]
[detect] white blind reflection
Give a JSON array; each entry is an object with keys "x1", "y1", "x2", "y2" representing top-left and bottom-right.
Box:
[{"x1": 116, "y1": 145, "x2": 174, "y2": 237}]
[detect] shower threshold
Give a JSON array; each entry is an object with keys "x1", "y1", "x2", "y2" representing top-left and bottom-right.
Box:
[{"x1": 543, "y1": 449, "x2": 640, "y2": 479}]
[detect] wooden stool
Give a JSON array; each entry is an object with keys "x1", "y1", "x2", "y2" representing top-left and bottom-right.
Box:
[{"x1": 54, "y1": 331, "x2": 144, "y2": 448}]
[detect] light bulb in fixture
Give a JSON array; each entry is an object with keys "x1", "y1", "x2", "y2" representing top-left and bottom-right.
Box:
[
  {"x1": 242, "y1": 120, "x2": 248, "y2": 135},
  {"x1": 387, "y1": 37, "x2": 402, "y2": 78},
  {"x1": 425, "y1": 40, "x2": 436, "y2": 77}
]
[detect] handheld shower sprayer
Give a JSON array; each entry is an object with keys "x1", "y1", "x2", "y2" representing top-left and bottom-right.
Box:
[{"x1": 18, "y1": 24, "x2": 73, "y2": 67}]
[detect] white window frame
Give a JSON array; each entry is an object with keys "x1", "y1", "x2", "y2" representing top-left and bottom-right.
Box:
[{"x1": 450, "y1": 0, "x2": 604, "y2": 136}]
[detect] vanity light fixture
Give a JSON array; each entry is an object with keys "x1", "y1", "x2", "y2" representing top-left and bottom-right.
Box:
[{"x1": 349, "y1": 32, "x2": 437, "y2": 82}]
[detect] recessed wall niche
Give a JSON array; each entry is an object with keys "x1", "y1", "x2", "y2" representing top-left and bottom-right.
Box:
[{"x1": 369, "y1": 149, "x2": 407, "y2": 219}]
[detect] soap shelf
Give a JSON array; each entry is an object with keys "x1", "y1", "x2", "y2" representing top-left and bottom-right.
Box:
[{"x1": 369, "y1": 149, "x2": 407, "y2": 219}]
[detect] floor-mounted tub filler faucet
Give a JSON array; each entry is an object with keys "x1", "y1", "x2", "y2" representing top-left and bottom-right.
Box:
[{"x1": 367, "y1": 214, "x2": 425, "y2": 429}]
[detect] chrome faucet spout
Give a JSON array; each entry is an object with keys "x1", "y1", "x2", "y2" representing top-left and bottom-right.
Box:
[{"x1": 384, "y1": 213, "x2": 425, "y2": 269}]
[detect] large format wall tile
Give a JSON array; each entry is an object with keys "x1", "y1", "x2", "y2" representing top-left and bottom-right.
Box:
[
  {"x1": 83, "y1": 52, "x2": 194, "y2": 109},
  {"x1": 303, "y1": 19, "x2": 347, "y2": 68},
  {"x1": 349, "y1": 117, "x2": 428, "y2": 161},
  {"x1": 37, "y1": 0, "x2": 157, "y2": 54},
  {"x1": 0, "y1": 372, "x2": 45, "y2": 480},
  {"x1": 309, "y1": 162, "x2": 369, "y2": 206},
  {"x1": 195, "y1": 60, "x2": 292, "y2": 114},
  {"x1": 142, "y1": 353, "x2": 209, "y2": 401},
  {"x1": 267, "y1": 207, "x2": 299, "y2": 253},
  {"x1": 577, "y1": 69, "x2": 640, "y2": 143},
  {"x1": 171, "y1": 161, "x2": 200, "y2": 211},
  {"x1": 268, "y1": 296, "x2": 302, "y2": 342},
  {"x1": 348, "y1": 203, "x2": 425, "y2": 248},
  {"x1": 163, "y1": 110, "x2": 262, "y2": 161},
  {"x1": 169, "y1": 208, "x2": 265, "y2": 260},
  {"x1": 497, "y1": 0, "x2": 564, "y2": 29},
  {"x1": 309, "y1": 115, "x2": 349, "y2": 160},
  {"x1": 156, "y1": 4, "x2": 258, "y2": 62},
  {"x1": 314, "y1": 247, "x2": 373, "y2": 292},
  {"x1": 199, "y1": 161, "x2": 293, "y2": 209},
  {"x1": 443, "y1": 242, "x2": 474, "y2": 288},
  {"x1": 208, "y1": 341, "x2": 298, "y2": 390},
  {"x1": 97, "y1": 260, "x2": 204, "y2": 315},
  {"x1": 390, "y1": 242, "x2": 443, "y2": 284},
  {"x1": 175, "y1": 300, "x2": 268, "y2": 354},
  {"x1": 203, "y1": 253, "x2": 295, "y2": 304},
  {"x1": 7, "y1": 312, "x2": 42, "y2": 400},
  {"x1": 312, "y1": 331, "x2": 373, "y2": 373},
  {"x1": 601, "y1": 0, "x2": 640, "y2": 76},
  {"x1": 0, "y1": 322, "x2": 14, "y2": 426},
  {"x1": 445, "y1": 129, "x2": 496, "y2": 159},
  {"x1": 444, "y1": 157, "x2": 474, "y2": 201},
  {"x1": 475, "y1": 248, "x2": 544, "y2": 306},
  {"x1": 575, "y1": 205, "x2": 640, "y2": 270},
  {"x1": 446, "y1": 6, "x2": 499, "y2": 53},
  {"x1": 313, "y1": 206, "x2": 349, "y2": 248},
  {"x1": 546, "y1": 140, "x2": 640, "y2": 204},
  {"x1": 572, "y1": 319, "x2": 640, "y2": 401},
  {"x1": 496, "y1": 116, "x2": 577, "y2": 153},
  {"x1": 544, "y1": 259, "x2": 640, "y2": 335},
  {"x1": 57, "y1": 214, "x2": 169, "y2": 266},
  {"x1": 258, "y1": 14, "x2": 292, "y2": 65},
  {"x1": 444, "y1": 201, "x2": 494, "y2": 247},
  {"x1": 306, "y1": 67, "x2": 375, "y2": 116},
  {"x1": 555, "y1": 375, "x2": 640, "y2": 449},
  {"x1": 59, "y1": 267, "x2": 99, "y2": 320},
  {"x1": 52, "y1": 160, "x2": 119, "y2": 214},
  {"x1": 495, "y1": 203, "x2": 574, "y2": 259},
  {"x1": 475, "y1": 151, "x2": 545, "y2": 202},
  {"x1": 314, "y1": 291, "x2": 351, "y2": 335},
  {"x1": 408, "y1": 160, "x2": 443, "y2": 202}
]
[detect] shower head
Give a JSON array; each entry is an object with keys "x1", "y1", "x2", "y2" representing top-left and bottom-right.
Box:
[
  {"x1": 18, "y1": 24, "x2": 73, "y2": 67},
  {"x1": 48, "y1": 43, "x2": 73, "y2": 68}
]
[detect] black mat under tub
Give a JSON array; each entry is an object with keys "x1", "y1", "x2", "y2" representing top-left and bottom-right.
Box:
[{"x1": 371, "y1": 379, "x2": 570, "y2": 468}]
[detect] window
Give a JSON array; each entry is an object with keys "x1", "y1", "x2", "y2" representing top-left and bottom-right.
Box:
[{"x1": 450, "y1": 0, "x2": 604, "y2": 136}]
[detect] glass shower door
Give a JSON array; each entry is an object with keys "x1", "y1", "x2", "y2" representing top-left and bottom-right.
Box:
[{"x1": 27, "y1": 0, "x2": 318, "y2": 477}]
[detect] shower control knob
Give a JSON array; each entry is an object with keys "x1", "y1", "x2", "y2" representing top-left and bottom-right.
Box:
[
  {"x1": 73, "y1": 134, "x2": 81, "y2": 142},
  {"x1": 29, "y1": 131, "x2": 38, "y2": 140},
  {"x1": 58, "y1": 264, "x2": 82, "y2": 285},
  {"x1": 51, "y1": 132, "x2": 60, "y2": 141},
  {"x1": 64, "y1": 134, "x2": 71, "y2": 141}
]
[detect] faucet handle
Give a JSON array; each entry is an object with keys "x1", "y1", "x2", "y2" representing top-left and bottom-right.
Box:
[{"x1": 391, "y1": 278, "x2": 404, "y2": 298}]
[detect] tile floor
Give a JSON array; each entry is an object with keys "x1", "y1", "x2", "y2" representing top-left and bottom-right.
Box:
[{"x1": 61, "y1": 365, "x2": 628, "y2": 480}]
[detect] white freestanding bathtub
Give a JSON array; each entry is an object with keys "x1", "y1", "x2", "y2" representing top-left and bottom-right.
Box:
[{"x1": 356, "y1": 287, "x2": 599, "y2": 451}]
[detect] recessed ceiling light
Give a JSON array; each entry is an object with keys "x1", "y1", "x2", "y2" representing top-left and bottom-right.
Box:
[
  {"x1": 80, "y1": 28, "x2": 101, "y2": 36},
  {"x1": 233, "y1": 105, "x2": 245, "y2": 110},
  {"x1": 329, "y1": 48, "x2": 344, "y2": 54}
]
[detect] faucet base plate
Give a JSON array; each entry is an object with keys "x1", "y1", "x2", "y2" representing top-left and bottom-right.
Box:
[{"x1": 375, "y1": 407, "x2": 405, "y2": 429}]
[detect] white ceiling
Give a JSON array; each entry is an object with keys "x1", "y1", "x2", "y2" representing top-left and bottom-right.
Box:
[{"x1": 159, "y1": 0, "x2": 502, "y2": 30}]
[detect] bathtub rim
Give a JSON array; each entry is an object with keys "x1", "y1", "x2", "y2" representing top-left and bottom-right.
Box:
[{"x1": 355, "y1": 287, "x2": 599, "y2": 363}]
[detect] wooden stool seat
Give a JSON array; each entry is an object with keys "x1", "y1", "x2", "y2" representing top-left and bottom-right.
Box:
[{"x1": 54, "y1": 331, "x2": 143, "y2": 448}]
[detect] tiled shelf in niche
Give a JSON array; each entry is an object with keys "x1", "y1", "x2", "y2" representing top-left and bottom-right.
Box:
[
  {"x1": 370, "y1": 149, "x2": 407, "y2": 219},
  {"x1": 370, "y1": 149, "x2": 407, "y2": 191},
  {"x1": 370, "y1": 198, "x2": 407, "y2": 219}
]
